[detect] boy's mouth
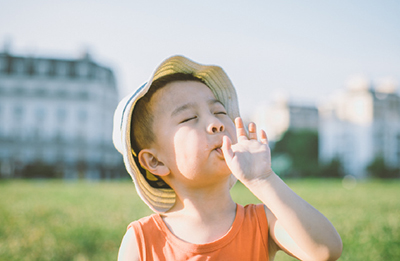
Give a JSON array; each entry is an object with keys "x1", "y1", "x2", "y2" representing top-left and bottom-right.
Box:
[
  {"x1": 213, "y1": 145, "x2": 224, "y2": 158},
  {"x1": 215, "y1": 147, "x2": 222, "y2": 154}
]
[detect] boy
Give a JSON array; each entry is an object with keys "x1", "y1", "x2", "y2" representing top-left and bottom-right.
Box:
[{"x1": 113, "y1": 55, "x2": 342, "y2": 260}]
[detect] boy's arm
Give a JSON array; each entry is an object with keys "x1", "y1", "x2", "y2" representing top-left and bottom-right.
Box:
[
  {"x1": 256, "y1": 173, "x2": 342, "y2": 260},
  {"x1": 222, "y1": 118, "x2": 342, "y2": 261},
  {"x1": 118, "y1": 227, "x2": 140, "y2": 261}
]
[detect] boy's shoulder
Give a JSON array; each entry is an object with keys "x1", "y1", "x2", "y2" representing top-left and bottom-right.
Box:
[{"x1": 127, "y1": 213, "x2": 159, "y2": 232}]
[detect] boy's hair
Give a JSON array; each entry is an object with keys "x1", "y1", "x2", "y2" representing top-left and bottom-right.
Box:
[{"x1": 130, "y1": 73, "x2": 205, "y2": 154}]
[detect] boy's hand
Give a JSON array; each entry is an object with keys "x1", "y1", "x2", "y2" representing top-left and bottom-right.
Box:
[
  {"x1": 222, "y1": 117, "x2": 274, "y2": 184},
  {"x1": 223, "y1": 121, "x2": 343, "y2": 261}
]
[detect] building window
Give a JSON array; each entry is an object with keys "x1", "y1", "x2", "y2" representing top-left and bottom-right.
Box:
[
  {"x1": 69, "y1": 62, "x2": 76, "y2": 77},
  {"x1": 13, "y1": 126, "x2": 22, "y2": 139},
  {"x1": 57, "y1": 62, "x2": 68, "y2": 76},
  {"x1": 13, "y1": 105, "x2": 24, "y2": 120},
  {"x1": 48, "y1": 60, "x2": 56, "y2": 76},
  {"x1": 56, "y1": 148, "x2": 64, "y2": 162},
  {"x1": 12, "y1": 59, "x2": 24, "y2": 74},
  {"x1": 36, "y1": 60, "x2": 48, "y2": 75},
  {"x1": 0, "y1": 106, "x2": 3, "y2": 137},
  {"x1": 0, "y1": 57, "x2": 5, "y2": 73},
  {"x1": 88, "y1": 65, "x2": 95, "y2": 79},
  {"x1": 35, "y1": 107, "x2": 46, "y2": 122},
  {"x1": 78, "y1": 109, "x2": 87, "y2": 122},
  {"x1": 13, "y1": 86, "x2": 25, "y2": 95},
  {"x1": 95, "y1": 67, "x2": 106, "y2": 81},
  {"x1": 33, "y1": 127, "x2": 41, "y2": 140},
  {"x1": 76, "y1": 131, "x2": 86, "y2": 143},
  {"x1": 57, "y1": 107, "x2": 67, "y2": 123},
  {"x1": 55, "y1": 89, "x2": 68, "y2": 98},
  {"x1": 35, "y1": 149, "x2": 44, "y2": 161},
  {"x1": 77, "y1": 90, "x2": 89, "y2": 100},
  {"x1": 34, "y1": 88, "x2": 47, "y2": 97},
  {"x1": 78, "y1": 62, "x2": 89, "y2": 77},
  {"x1": 397, "y1": 134, "x2": 400, "y2": 167}
]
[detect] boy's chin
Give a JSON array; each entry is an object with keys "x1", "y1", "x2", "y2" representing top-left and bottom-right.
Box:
[{"x1": 215, "y1": 162, "x2": 233, "y2": 177}]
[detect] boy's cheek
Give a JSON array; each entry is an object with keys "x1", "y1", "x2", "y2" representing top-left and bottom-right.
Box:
[
  {"x1": 226, "y1": 122, "x2": 237, "y2": 143},
  {"x1": 231, "y1": 134, "x2": 238, "y2": 144}
]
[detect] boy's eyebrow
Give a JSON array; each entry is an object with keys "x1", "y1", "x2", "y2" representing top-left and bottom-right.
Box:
[
  {"x1": 171, "y1": 99, "x2": 224, "y2": 117},
  {"x1": 208, "y1": 99, "x2": 224, "y2": 107},
  {"x1": 171, "y1": 102, "x2": 195, "y2": 117}
]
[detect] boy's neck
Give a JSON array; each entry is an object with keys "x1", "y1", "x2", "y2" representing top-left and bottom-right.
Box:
[
  {"x1": 166, "y1": 178, "x2": 236, "y2": 217},
  {"x1": 160, "y1": 182, "x2": 237, "y2": 244}
]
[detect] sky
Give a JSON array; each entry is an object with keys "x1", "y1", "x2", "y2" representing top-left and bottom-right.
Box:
[{"x1": 1, "y1": 0, "x2": 399, "y2": 118}]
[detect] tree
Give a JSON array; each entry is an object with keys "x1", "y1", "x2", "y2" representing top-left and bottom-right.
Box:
[
  {"x1": 20, "y1": 161, "x2": 61, "y2": 179},
  {"x1": 320, "y1": 157, "x2": 345, "y2": 178},
  {"x1": 366, "y1": 156, "x2": 399, "y2": 179},
  {"x1": 272, "y1": 130, "x2": 319, "y2": 177}
]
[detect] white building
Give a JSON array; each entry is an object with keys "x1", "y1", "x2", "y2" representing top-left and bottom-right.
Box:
[
  {"x1": 0, "y1": 48, "x2": 123, "y2": 179},
  {"x1": 319, "y1": 77, "x2": 400, "y2": 178},
  {"x1": 253, "y1": 96, "x2": 319, "y2": 142}
]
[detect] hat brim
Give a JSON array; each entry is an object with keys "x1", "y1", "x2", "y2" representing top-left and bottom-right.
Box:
[{"x1": 113, "y1": 55, "x2": 240, "y2": 213}]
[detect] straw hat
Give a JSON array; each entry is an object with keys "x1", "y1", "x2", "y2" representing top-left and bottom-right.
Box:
[{"x1": 113, "y1": 55, "x2": 240, "y2": 213}]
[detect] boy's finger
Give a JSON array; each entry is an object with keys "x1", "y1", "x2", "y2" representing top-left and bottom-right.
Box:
[
  {"x1": 222, "y1": 135, "x2": 234, "y2": 162},
  {"x1": 260, "y1": 129, "x2": 269, "y2": 145},
  {"x1": 248, "y1": 122, "x2": 257, "y2": 140},
  {"x1": 235, "y1": 117, "x2": 248, "y2": 142}
]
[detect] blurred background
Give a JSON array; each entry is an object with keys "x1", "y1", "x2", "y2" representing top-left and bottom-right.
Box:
[
  {"x1": 0, "y1": 1, "x2": 400, "y2": 260},
  {"x1": 1, "y1": 0, "x2": 399, "y2": 180}
]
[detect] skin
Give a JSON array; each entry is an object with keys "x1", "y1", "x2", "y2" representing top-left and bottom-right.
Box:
[{"x1": 118, "y1": 81, "x2": 343, "y2": 261}]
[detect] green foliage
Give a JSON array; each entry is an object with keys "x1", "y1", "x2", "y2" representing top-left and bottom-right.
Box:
[
  {"x1": 319, "y1": 157, "x2": 345, "y2": 178},
  {"x1": 272, "y1": 130, "x2": 320, "y2": 177},
  {"x1": 367, "y1": 156, "x2": 400, "y2": 179},
  {"x1": 1, "y1": 180, "x2": 400, "y2": 260},
  {"x1": 20, "y1": 161, "x2": 61, "y2": 179}
]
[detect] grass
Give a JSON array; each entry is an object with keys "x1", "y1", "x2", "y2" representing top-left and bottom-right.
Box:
[{"x1": 0, "y1": 179, "x2": 399, "y2": 260}]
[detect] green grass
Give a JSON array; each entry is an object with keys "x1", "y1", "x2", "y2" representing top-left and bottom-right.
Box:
[{"x1": 0, "y1": 179, "x2": 399, "y2": 260}]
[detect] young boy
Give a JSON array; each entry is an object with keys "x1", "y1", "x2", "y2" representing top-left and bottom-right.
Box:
[{"x1": 113, "y1": 55, "x2": 342, "y2": 261}]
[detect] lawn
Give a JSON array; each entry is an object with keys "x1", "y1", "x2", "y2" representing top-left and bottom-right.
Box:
[{"x1": 0, "y1": 179, "x2": 399, "y2": 260}]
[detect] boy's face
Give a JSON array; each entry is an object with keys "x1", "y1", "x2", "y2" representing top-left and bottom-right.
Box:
[{"x1": 148, "y1": 80, "x2": 237, "y2": 187}]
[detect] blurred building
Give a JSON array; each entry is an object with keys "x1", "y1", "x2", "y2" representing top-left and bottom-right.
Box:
[
  {"x1": 253, "y1": 96, "x2": 319, "y2": 142},
  {"x1": 0, "y1": 47, "x2": 124, "y2": 179},
  {"x1": 319, "y1": 76, "x2": 400, "y2": 178}
]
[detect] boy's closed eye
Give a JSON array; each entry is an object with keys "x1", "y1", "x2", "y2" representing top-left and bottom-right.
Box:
[
  {"x1": 212, "y1": 102, "x2": 228, "y2": 116},
  {"x1": 214, "y1": 111, "x2": 227, "y2": 116},
  {"x1": 179, "y1": 111, "x2": 226, "y2": 124},
  {"x1": 179, "y1": 116, "x2": 197, "y2": 124}
]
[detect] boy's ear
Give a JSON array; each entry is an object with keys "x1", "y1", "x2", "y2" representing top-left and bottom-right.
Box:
[{"x1": 138, "y1": 149, "x2": 170, "y2": 177}]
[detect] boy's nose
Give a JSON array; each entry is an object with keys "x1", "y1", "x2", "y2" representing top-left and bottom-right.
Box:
[{"x1": 207, "y1": 119, "x2": 225, "y2": 134}]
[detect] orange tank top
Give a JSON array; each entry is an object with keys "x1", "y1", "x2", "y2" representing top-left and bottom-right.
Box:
[{"x1": 127, "y1": 204, "x2": 269, "y2": 261}]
